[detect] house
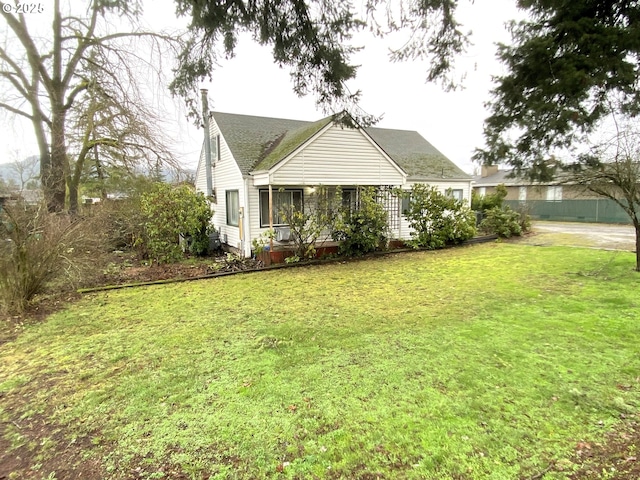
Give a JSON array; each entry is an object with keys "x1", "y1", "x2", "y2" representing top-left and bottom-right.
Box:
[
  {"x1": 473, "y1": 166, "x2": 630, "y2": 223},
  {"x1": 194, "y1": 111, "x2": 473, "y2": 257}
]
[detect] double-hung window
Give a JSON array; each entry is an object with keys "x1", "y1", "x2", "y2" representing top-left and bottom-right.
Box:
[
  {"x1": 447, "y1": 189, "x2": 464, "y2": 202},
  {"x1": 226, "y1": 190, "x2": 239, "y2": 226},
  {"x1": 211, "y1": 135, "x2": 220, "y2": 163},
  {"x1": 259, "y1": 189, "x2": 303, "y2": 227},
  {"x1": 546, "y1": 186, "x2": 562, "y2": 202},
  {"x1": 341, "y1": 188, "x2": 357, "y2": 212},
  {"x1": 401, "y1": 193, "x2": 411, "y2": 215}
]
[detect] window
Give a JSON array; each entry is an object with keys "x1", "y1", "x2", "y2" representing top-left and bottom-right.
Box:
[
  {"x1": 259, "y1": 189, "x2": 303, "y2": 227},
  {"x1": 401, "y1": 194, "x2": 411, "y2": 215},
  {"x1": 447, "y1": 189, "x2": 464, "y2": 202},
  {"x1": 226, "y1": 190, "x2": 239, "y2": 226},
  {"x1": 478, "y1": 187, "x2": 486, "y2": 196},
  {"x1": 519, "y1": 186, "x2": 527, "y2": 202},
  {"x1": 211, "y1": 135, "x2": 220, "y2": 163},
  {"x1": 546, "y1": 186, "x2": 562, "y2": 202},
  {"x1": 341, "y1": 188, "x2": 357, "y2": 211}
]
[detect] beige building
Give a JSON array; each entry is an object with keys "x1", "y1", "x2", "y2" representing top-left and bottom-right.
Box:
[
  {"x1": 473, "y1": 165, "x2": 602, "y2": 202},
  {"x1": 473, "y1": 166, "x2": 630, "y2": 224}
]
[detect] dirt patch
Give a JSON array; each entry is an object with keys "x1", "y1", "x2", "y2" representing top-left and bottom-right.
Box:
[
  {"x1": 0, "y1": 388, "x2": 105, "y2": 480},
  {"x1": 82, "y1": 251, "x2": 262, "y2": 288},
  {"x1": 566, "y1": 415, "x2": 640, "y2": 479}
]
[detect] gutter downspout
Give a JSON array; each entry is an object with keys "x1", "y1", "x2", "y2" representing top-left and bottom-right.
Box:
[{"x1": 201, "y1": 89, "x2": 213, "y2": 197}]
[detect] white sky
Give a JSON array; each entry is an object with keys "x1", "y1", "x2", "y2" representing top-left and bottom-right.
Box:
[{"x1": 0, "y1": 0, "x2": 524, "y2": 174}]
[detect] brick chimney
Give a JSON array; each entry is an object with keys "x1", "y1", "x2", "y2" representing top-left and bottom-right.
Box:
[{"x1": 480, "y1": 164, "x2": 499, "y2": 178}]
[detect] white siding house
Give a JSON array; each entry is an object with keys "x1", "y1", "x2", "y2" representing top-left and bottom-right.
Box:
[{"x1": 195, "y1": 111, "x2": 473, "y2": 257}]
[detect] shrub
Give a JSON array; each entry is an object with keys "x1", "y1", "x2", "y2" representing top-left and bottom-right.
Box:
[
  {"x1": 139, "y1": 183, "x2": 213, "y2": 263},
  {"x1": 279, "y1": 187, "x2": 338, "y2": 259},
  {"x1": 403, "y1": 184, "x2": 476, "y2": 249},
  {"x1": 332, "y1": 186, "x2": 389, "y2": 256},
  {"x1": 0, "y1": 202, "x2": 97, "y2": 313},
  {"x1": 85, "y1": 198, "x2": 146, "y2": 251},
  {"x1": 479, "y1": 206, "x2": 523, "y2": 237},
  {"x1": 516, "y1": 203, "x2": 532, "y2": 233},
  {"x1": 472, "y1": 183, "x2": 507, "y2": 212}
]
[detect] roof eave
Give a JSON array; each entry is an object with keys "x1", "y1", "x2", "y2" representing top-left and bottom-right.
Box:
[{"x1": 408, "y1": 175, "x2": 473, "y2": 182}]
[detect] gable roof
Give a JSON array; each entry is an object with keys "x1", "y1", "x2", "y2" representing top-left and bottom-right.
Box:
[
  {"x1": 365, "y1": 127, "x2": 469, "y2": 180},
  {"x1": 211, "y1": 111, "x2": 470, "y2": 180},
  {"x1": 254, "y1": 115, "x2": 334, "y2": 171}
]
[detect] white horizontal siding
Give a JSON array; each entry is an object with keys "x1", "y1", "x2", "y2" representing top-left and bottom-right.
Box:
[
  {"x1": 195, "y1": 118, "x2": 246, "y2": 252},
  {"x1": 271, "y1": 125, "x2": 405, "y2": 185}
]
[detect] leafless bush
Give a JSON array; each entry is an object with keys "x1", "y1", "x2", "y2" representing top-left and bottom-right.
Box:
[
  {"x1": 83, "y1": 199, "x2": 145, "y2": 252},
  {"x1": 0, "y1": 202, "x2": 101, "y2": 314}
]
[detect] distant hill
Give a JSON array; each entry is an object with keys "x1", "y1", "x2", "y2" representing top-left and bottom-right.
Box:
[
  {"x1": 0, "y1": 156, "x2": 40, "y2": 187},
  {"x1": 0, "y1": 157, "x2": 195, "y2": 187}
]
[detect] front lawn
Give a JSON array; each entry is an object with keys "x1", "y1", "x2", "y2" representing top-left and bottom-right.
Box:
[{"x1": 1, "y1": 243, "x2": 639, "y2": 479}]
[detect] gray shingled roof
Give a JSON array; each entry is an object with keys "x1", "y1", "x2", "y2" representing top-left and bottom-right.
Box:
[
  {"x1": 473, "y1": 169, "x2": 569, "y2": 186},
  {"x1": 472, "y1": 170, "x2": 524, "y2": 186},
  {"x1": 365, "y1": 127, "x2": 469, "y2": 180},
  {"x1": 212, "y1": 111, "x2": 470, "y2": 180}
]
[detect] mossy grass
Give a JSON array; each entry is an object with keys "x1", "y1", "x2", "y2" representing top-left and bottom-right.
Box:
[{"x1": 1, "y1": 243, "x2": 639, "y2": 479}]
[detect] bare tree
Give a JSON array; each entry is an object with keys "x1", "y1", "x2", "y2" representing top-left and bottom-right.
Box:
[
  {"x1": 568, "y1": 128, "x2": 640, "y2": 271},
  {"x1": 0, "y1": 0, "x2": 184, "y2": 212},
  {"x1": 65, "y1": 46, "x2": 180, "y2": 211},
  {"x1": 8, "y1": 152, "x2": 39, "y2": 192}
]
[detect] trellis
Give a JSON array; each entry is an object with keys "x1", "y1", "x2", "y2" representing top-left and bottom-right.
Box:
[{"x1": 375, "y1": 186, "x2": 401, "y2": 231}]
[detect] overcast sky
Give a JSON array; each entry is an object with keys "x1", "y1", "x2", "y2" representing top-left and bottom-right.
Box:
[{"x1": 0, "y1": 0, "x2": 524, "y2": 174}]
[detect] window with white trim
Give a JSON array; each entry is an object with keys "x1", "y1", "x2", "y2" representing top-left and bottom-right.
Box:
[
  {"x1": 546, "y1": 186, "x2": 562, "y2": 202},
  {"x1": 401, "y1": 192, "x2": 411, "y2": 215},
  {"x1": 211, "y1": 135, "x2": 220, "y2": 163},
  {"x1": 447, "y1": 188, "x2": 464, "y2": 202},
  {"x1": 519, "y1": 186, "x2": 527, "y2": 202},
  {"x1": 226, "y1": 190, "x2": 239, "y2": 226},
  {"x1": 259, "y1": 189, "x2": 303, "y2": 227}
]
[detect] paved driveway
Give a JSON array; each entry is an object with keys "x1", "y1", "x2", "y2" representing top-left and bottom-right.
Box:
[{"x1": 522, "y1": 221, "x2": 637, "y2": 251}]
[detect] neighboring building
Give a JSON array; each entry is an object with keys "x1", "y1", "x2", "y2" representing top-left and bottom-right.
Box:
[
  {"x1": 0, "y1": 193, "x2": 11, "y2": 213},
  {"x1": 473, "y1": 166, "x2": 630, "y2": 224},
  {"x1": 194, "y1": 111, "x2": 473, "y2": 257},
  {"x1": 0, "y1": 189, "x2": 42, "y2": 208}
]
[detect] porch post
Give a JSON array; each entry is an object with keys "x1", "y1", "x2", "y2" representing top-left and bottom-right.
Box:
[{"x1": 268, "y1": 183, "x2": 274, "y2": 251}]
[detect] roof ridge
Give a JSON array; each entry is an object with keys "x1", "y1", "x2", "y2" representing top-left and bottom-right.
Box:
[
  {"x1": 366, "y1": 125, "x2": 420, "y2": 135},
  {"x1": 213, "y1": 110, "x2": 320, "y2": 124}
]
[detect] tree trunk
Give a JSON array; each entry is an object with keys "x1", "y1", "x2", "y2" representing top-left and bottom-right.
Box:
[
  {"x1": 68, "y1": 176, "x2": 79, "y2": 214},
  {"x1": 49, "y1": 107, "x2": 68, "y2": 212},
  {"x1": 30, "y1": 110, "x2": 54, "y2": 210},
  {"x1": 94, "y1": 140, "x2": 108, "y2": 201},
  {"x1": 68, "y1": 150, "x2": 86, "y2": 214},
  {"x1": 634, "y1": 218, "x2": 640, "y2": 272}
]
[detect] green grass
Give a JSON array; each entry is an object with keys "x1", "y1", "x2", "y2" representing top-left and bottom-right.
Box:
[{"x1": 1, "y1": 243, "x2": 640, "y2": 479}]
